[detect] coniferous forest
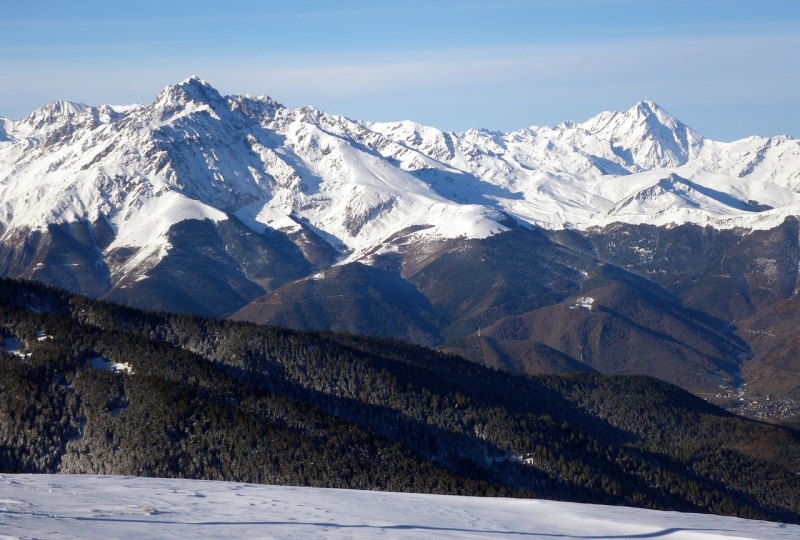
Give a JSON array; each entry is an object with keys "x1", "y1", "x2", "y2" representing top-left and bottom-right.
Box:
[{"x1": 0, "y1": 278, "x2": 798, "y2": 524}]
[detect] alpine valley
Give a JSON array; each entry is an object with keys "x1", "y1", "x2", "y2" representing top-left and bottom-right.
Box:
[{"x1": 2, "y1": 77, "x2": 800, "y2": 423}]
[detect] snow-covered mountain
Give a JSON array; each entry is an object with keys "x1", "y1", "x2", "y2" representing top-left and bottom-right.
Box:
[
  {"x1": 3, "y1": 77, "x2": 800, "y2": 403},
  {"x1": 1, "y1": 76, "x2": 799, "y2": 282}
]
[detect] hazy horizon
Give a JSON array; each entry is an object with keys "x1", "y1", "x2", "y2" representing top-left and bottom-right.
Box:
[{"x1": 1, "y1": 0, "x2": 798, "y2": 141}]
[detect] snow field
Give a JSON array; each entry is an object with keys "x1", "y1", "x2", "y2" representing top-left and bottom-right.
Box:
[{"x1": 0, "y1": 474, "x2": 797, "y2": 539}]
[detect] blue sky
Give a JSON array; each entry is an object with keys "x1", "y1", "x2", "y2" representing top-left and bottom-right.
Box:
[{"x1": 1, "y1": 0, "x2": 798, "y2": 140}]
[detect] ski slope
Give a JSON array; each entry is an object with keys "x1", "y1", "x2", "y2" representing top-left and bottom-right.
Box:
[{"x1": 0, "y1": 474, "x2": 797, "y2": 539}]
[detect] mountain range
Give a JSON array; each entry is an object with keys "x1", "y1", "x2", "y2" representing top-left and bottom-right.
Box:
[{"x1": 1, "y1": 77, "x2": 799, "y2": 422}]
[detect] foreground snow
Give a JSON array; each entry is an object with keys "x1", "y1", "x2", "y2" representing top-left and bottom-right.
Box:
[{"x1": 0, "y1": 475, "x2": 797, "y2": 539}]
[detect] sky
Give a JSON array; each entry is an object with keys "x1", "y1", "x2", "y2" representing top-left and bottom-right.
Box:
[{"x1": 1, "y1": 0, "x2": 798, "y2": 141}]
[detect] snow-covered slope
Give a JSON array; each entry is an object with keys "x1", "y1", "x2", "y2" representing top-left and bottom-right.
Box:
[
  {"x1": 1, "y1": 474, "x2": 797, "y2": 539},
  {"x1": 1, "y1": 76, "x2": 799, "y2": 280}
]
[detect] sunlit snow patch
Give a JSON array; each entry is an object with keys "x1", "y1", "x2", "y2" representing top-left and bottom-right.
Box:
[
  {"x1": 105, "y1": 191, "x2": 229, "y2": 276},
  {"x1": 569, "y1": 296, "x2": 595, "y2": 310},
  {"x1": 90, "y1": 357, "x2": 135, "y2": 375}
]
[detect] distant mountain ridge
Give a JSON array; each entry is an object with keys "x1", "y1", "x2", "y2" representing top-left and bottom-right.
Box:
[
  {"x1": 1, "y1": 77, "x2": 798, "y2": 295},
  {"x1": 1, "y1": 77, "x2": 798, "y2": 272}
]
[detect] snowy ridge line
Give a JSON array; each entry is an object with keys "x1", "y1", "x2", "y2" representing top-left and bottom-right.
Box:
[
  {"x1": 1, "y1": 76, "x2": 799, "y2": 274},
  {"x1": 0, "y1": 474, "x2": 797, "y2": 539}
]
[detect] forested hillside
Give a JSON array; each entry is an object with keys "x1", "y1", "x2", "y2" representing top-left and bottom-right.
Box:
[{"x1": 1, "y1": 278, "x2": 798, "y2": 524}]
